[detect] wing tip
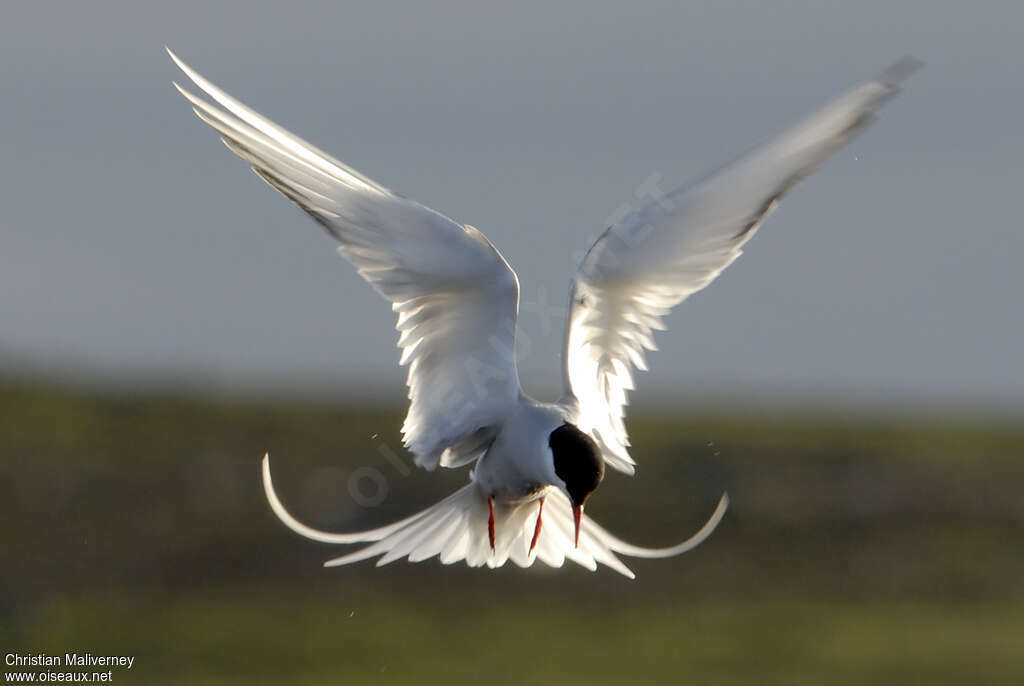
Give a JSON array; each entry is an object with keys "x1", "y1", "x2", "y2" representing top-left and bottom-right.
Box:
[
  {"x1": 878, "y1": 55, "x2": 924, "y2": 87},
  {"x1": 165, "y1": 45, "x2": 189, "y2": 74}
]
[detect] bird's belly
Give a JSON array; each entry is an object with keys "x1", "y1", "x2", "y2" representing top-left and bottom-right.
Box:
[
  {"x1": 492, "y1": 482, "x2": 548, "y2": 504},
  {"x1": 473, "y1": 455, "x2": 548, "y2": 504}
]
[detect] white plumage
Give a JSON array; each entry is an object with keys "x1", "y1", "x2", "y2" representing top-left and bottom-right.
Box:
[
  {"x1": 170, "y1": 49, "x2": 918, "y2": 577},
  {"x1": 262, "y1": 456, "x2": 729, "y2": 580}
]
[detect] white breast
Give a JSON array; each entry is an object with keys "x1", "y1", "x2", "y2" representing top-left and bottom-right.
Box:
[{"x1": 472, "y1": 399, "x2": 566, "y2": 501}]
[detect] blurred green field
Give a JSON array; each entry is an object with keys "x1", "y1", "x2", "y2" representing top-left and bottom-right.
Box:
[{"x1": 1, "y1": 377, "x2": 1022, "y2": 684}]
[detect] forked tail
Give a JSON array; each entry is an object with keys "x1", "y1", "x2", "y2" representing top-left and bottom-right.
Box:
[{"x1": 262, "y1": 454, "x2": 728, "y2": 579}]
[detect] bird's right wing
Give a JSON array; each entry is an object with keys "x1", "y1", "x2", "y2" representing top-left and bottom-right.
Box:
[
  {"x1": 169, "y1": 50, "x2": 522, "y2": 469},
  {"x1": 561, "y1": 58, "x2": 921, "y2": 474}
]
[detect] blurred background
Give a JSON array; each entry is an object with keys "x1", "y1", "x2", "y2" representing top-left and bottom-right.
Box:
[{"x1": 1, "y1": 1, "x2": 1021, "y2": 684}]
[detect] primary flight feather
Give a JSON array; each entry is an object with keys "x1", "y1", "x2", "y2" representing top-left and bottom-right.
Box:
[{"x1": 169, "y1": 49, "x2": 918, "y2": 577}]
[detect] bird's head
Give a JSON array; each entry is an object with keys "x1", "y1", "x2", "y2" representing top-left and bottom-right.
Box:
[{"x1": 548, "y1": 423, "x2": 605, "y2": 547}]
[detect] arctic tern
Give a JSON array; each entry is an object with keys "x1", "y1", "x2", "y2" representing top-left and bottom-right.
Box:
[{"x1": 169, "y1": 49, "x2": 919, "y2": 578}]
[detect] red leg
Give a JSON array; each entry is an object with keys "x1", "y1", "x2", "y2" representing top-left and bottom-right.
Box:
[
  {"x1": 487, "y1": 497, "x2": 496, "y2": 550},
  {"x1": 529, "y1": 496, "x2": 545, "y2": 554}
]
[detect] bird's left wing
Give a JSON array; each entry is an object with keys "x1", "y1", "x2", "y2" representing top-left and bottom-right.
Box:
[
  {"x1": 169, "y1": 50, "x2": 521, "y2": 469},
  {"x1": 561, "y1": 58, "x2": 921, "y2": 474}
]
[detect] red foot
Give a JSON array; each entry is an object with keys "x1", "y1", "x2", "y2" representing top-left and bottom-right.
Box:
[
  {"x1": 487, "y1": 497, "x2": 495, "y2": 550},
  {"x1": 529, "y1": 496, "x2": 545, "y2": 554}
]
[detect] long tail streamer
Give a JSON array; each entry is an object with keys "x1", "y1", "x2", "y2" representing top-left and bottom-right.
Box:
[{"x1": 262, "y1": 455, "x2": 728, "y2": 579}]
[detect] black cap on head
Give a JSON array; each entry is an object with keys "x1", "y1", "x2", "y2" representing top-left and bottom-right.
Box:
[{"x1": 549, "y1": 424, "x2": 604, "y2": 507}]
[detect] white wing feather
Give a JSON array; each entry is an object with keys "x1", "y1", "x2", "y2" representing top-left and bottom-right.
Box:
[
  {"x1": 169, "y1": 50, "x2": 521, "y2": 469},
  {"x1": 562, "y1": 58, "x2": 921, "y2": 474}
]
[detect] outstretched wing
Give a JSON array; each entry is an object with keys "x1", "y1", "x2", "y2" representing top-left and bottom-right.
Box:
[
  {"x1": 169, "y1": 49, "x2": 521, "y2": 469},
  {"x1": 561, "y1": 58, "x2": 921, "y2": 474}
]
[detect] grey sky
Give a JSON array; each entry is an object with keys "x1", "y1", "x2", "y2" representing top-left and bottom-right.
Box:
[{"x1": 1, "y1": 1, "x2": 1021, "y2": 409}]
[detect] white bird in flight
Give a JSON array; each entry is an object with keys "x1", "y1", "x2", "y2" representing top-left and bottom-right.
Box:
[{"x1": 169, "y1": 49, "x2": 919, "y2": 578}]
